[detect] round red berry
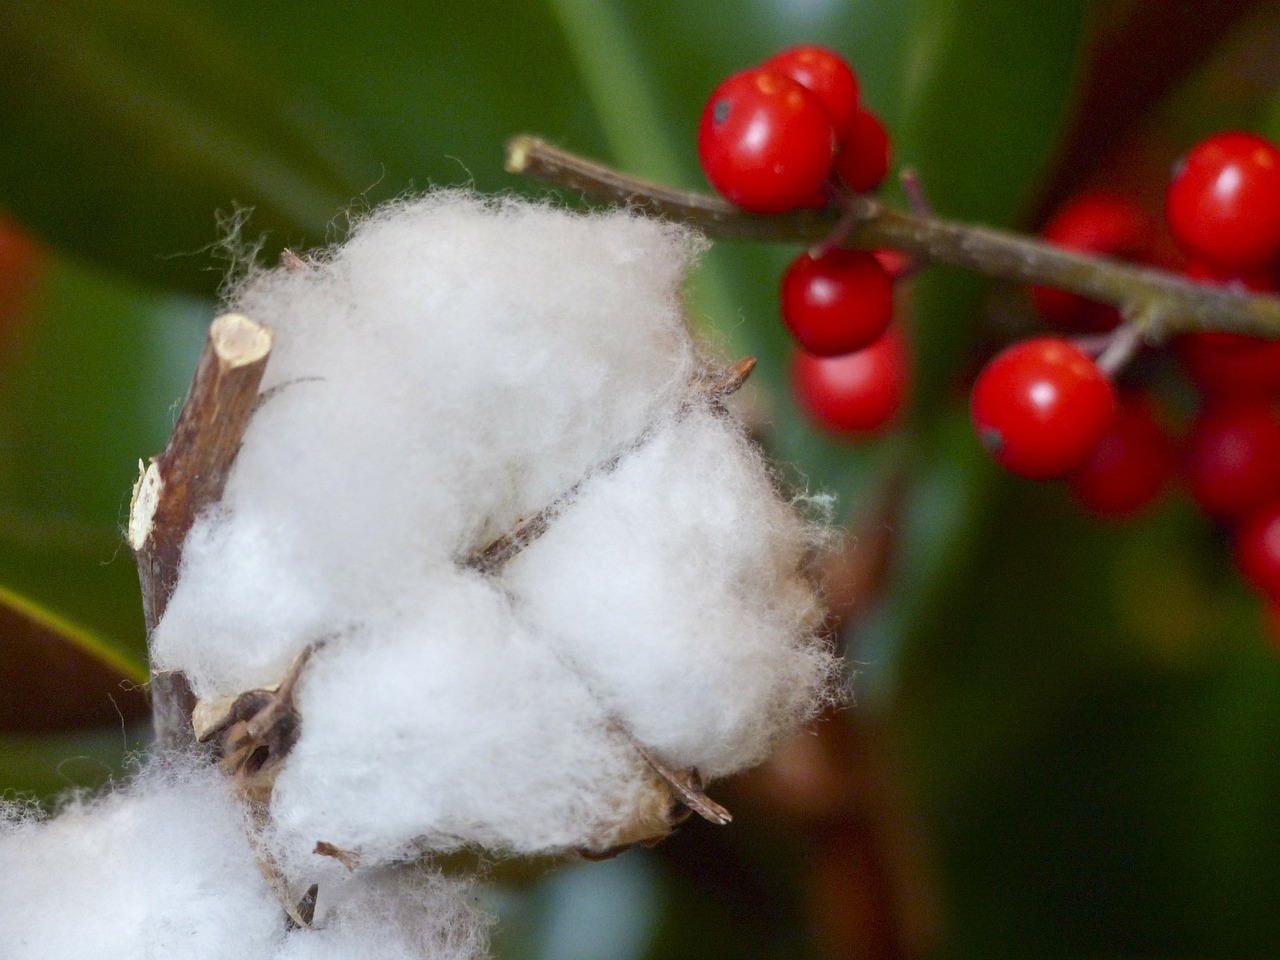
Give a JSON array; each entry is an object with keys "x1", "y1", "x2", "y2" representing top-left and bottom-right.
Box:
[
  {"x1": 761, "y1": 46, "x2": 860, "y2": 142},
  {"x1": 970, "y1": 337, "x2": 1116, "y2": 480},
  {"x1": 780, "y1": 249, "x2": 894, "y2": 357},
  {"x1": 1235, "y1": 500, "x2": 1280, "y2": 599},
  {"x1": 791, "y1": 328, "x2": 908, "y2": 435},
  {"x1": 1175, "y1": 333, "x2": 1280, "y2": 400},
  {"x1": 1068, "y1": 393, "x2": 1176, "y2": 519},
  {"x1": 833, "y1": 109, "x2": 890, "y2": 193},
  {"x1": 698, "y1": 69, "x2": 835, "y2": 214},
  {"x1": 1165, "y1": 131, "x2": 1280, "y2": 270},
  {"x1": 1184, "y1": 403, "x2": 1280, "y2": 519},
  {"x1": 1028, "y1": 192, "x2": 1156, "y2": 333}
]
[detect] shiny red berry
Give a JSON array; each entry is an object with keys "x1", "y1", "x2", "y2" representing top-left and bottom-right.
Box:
[
  {"x1": 1068, "y1": 393, "x2": 1176, "y2": 519},
  {"x1": 970, "y1": 337, "x2": 1116, "y2": 480},
  {"x1": 791, "y1": 328, "x2": 908, "y2": 435},
  {"x1": 1165, "y1": 131, "x2": 1280, "y2": 270},
  {"x1": 698, "y1": 69, "x2": 835, "y2": 214},
  {"x1": 1028, "y1": 192, "x2": 1156, "y2": 333},
  {"x1": 1235, "y1": 500, "x2": 1280, "y2": 600},
  {"x1": 833, "y1": 109, "x2": 890, "y2": 193},
  {"x1": 1184, "y1": 403, "x2": 1280, "y2": 519},
  {"x1": 761, "y1": 46, "x2": 860, "y2": 142},
  {"x1": 780, "y1": 249, "x2": 894, "y2": 356}
]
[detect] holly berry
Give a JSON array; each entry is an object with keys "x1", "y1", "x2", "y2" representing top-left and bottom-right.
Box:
[
  {"x1": 1184, "y1": 403, "x2": 1280, "y2": 519},
  {"x1": 833, "y1": 109, "x2": 890, "y2": 194},
  {"x1": 1175, "y1": 334, "x2": 1280, "y2": 400},
  {"x1": 761, "y1": 46, "x2": 860, "y2": 142},
  {"x1": 1235, "y1": 500, "x2": 1280, "y2": 600},
  {"x1": 698, "y1": 69, "x2": 835, "y2": 214},
  {"x1": 1028, "y1": 192, "x2": 1156, "y2": 333},
  {"x1": 791, "y1": 328, "x2": 908, "y2": 435},
  {"x1": 970, "y1": 337, "x2": 1116, "y2": 480},
  {"x1": 1067, "y1": 393, "x2": 1176, "y2": 519},
  {"x1": 780, "y1": 249, "x2": 894, "y2": 356},
  {"x1": 1165, "y1": 131, "x2": 1280, "y2": 270}
]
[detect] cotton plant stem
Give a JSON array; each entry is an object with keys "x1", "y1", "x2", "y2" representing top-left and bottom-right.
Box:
[
  {"x1": 128, "y1": 312, "x2": 273, "y2": 749},
  {"x1": 506, "y1": 135, "x2": 1280, "y2": 340},
  {"x1": 467, "y1": 357, "x2": 756, "y2": 576}
]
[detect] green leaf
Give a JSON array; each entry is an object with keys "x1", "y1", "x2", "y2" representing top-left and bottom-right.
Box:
[
  {"x1": 0, "y1": 0, "x2": 607, "y2": 295},
  {"x1": 894, "y1": 0, "x2": 1086, "y2": 412},
  {"x1": 0, "y1": 255, "x2": 208, "y2": 673},
  {"x1": 0, "y1": 727, "x2": 142, "y2": 802}
]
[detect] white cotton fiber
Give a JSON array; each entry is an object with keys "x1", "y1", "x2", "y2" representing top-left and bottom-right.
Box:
[
  {"x1": 0, "y1": 758, "x2": 282, "y2": 960},
  {"x1": 502, "y1": 408, "x2": 834, "y2": 778},
  {"x1": 149, "y1": 192, "x2": 836, "y2": 865},
  {"x1": 276, "y1": 868, "x2": 489, "y2": 960},
  {"x1": 266, "y1": 569, "x2": 656, "y2": 870},
  {"x1": 154, "y1": 194, "x2": 700, "y2": 698}
]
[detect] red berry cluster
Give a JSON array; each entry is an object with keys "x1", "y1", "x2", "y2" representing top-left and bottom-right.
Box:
[
  {"x1": 986, "y1": 131, "x2": 1280, "y2": 633},
  {"x1": 698, "y1": 47, "x2": 904, "y2": 436},
  {"x1": 697, "y1": 59, "x2": 1280, "y2": 636}
]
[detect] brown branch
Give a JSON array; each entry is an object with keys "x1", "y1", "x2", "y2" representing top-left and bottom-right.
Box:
[
  {"x1": 467, "y1": 357, "x2": 755, "y2": 576},
  {"x1": 128, "y1": 312, "x2": 273, "y2": 748},
  {"x1": 506, "y1": 135, "x2": 1280, "y2": 339}
]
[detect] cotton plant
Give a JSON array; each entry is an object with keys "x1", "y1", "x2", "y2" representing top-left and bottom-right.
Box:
[{"x1": 1, "y1": 192, "x2": 840, "y2": 957}]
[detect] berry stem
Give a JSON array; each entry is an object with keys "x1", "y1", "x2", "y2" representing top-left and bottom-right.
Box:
[
  {"x1": 505, "y1": 135, "x2": 1280, "y2": 339},
  {"x1": 1095, "y1": 321, "x2": 1145, "y2": 378}
]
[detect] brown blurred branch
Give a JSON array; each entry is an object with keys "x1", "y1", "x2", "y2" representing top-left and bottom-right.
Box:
[{"x1": 128, "y1": 312, "x2": 272, "y2": 748}]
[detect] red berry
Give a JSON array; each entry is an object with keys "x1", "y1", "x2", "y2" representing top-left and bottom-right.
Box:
[
  {"x1": 1235, "y1": 500, "x2": 1280, "y2": 600},
  {"x1": 1068, "y1": 393, "x2": 1176, "y2": 519},
  {"x1": 833, "y1": 109, "x2": 890, "y2": 193},
  {"x1": 780, "y1": 249, "x2": 894, "y2": 356},
  {"x1": 1028, "y1": 192, "x2": 1156, "y2": 333},
  {"x1": 1184, "y1": 403, "x2": 1280, "y2": 519},
  {"x1": 1175, "y1": 333, "x2": 1280, "y2": 400},
  {"x1": 791, "y1": 328, "x2": 908, "y2": 435},
  {"x1": 698, "y1": 69, "x2": 835, "y2": 214},
  {"x1": 761, "y1": 46, "x2": 860, "y2": 142},
  {"x1": 872, "y1": 249, "x2": 911, "y2": 277},
  {"x1": 970, "y1": 337, "x2": 1116, "y2": 480},
  {"x1": 1165, "y1": 131, "x2": 1280, "y2": 270}
]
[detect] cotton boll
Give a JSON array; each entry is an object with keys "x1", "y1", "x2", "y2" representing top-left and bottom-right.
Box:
[
  {"x1": 159, "y1": 194, "x2": 705, "y2": 698},
  {"x1": 267, "y1": 569, "x2": 659, "y2": 868},
  {"x1": 276, "y1": 868, "x2": 490, "y2": 960},
  {"x1": 0, "y1": 758, "x2": 283, "y2": 960},
  {"x1": 502, "y1": 407, "x2": 835, "y2": 778},
  {"x1": 228, "y1": 192, "x2": 700, "y2": 559}
]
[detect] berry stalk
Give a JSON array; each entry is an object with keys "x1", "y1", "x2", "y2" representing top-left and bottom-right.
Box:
[{"x1": 505, "y1": 135, "x2": 1280, "y2": 339}]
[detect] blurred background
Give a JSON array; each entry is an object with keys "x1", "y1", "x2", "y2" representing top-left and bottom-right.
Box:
[{"x1": 3, "y1": 0, "x2": 1280, "y2": 957}]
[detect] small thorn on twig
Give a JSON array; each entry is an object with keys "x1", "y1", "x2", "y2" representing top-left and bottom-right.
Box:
[
  {"x1": 899, "y1": 168, "x2": 933, "y2": 218},
  {"x1": 280, "y1": 248, "x2": 308, "y2": 271},
  {"x1": 631, "y1": 740, "x2": 732, "y2": 826},
  {"x1": 314, "y1": 841, "x2": 361, "y2": 872},
  {"x1": 285, "y1": 884, "x2": 319, "y2": 930},
  {"x1": 703, "y1": 357, "x2": 756, "y2": 402}
]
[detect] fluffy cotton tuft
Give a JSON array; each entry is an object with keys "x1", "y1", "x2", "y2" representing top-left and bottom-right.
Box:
[
  {"x1": 0, "y1": 758, "x2": 492, "y2": 959},
  {"x1": 150, "y1": 192, "x2": 837, "y2": 865},
  {"x1": 276, "y1": 868, "x2": 490, "y2": 960},
  {"x1": 0, "y1": 758, "x2": 282, "y2": 960}
]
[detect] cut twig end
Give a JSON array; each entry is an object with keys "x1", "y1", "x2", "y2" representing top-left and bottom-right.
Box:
[
  {"x1": 504, "y1": 135, "x2": 533, "y2": 174},
  {"x1": 211, "y1": 312, "x2": 273, "y2": 369},
  {"x1": 127, "y1": 460, "x2": 162, "y2": 552}
]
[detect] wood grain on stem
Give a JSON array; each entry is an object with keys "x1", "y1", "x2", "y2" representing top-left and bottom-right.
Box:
[
  {"x1": 129, "y1": 312, "x2": 272, "y2": 748},
  {"x1": 506, "y1": 135, "x2": 1280, "y2": 339}
]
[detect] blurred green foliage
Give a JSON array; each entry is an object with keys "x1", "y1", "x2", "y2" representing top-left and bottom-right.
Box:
[{"x1": 2, "y1": 1, "x2": 1279, "y2": 957}]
